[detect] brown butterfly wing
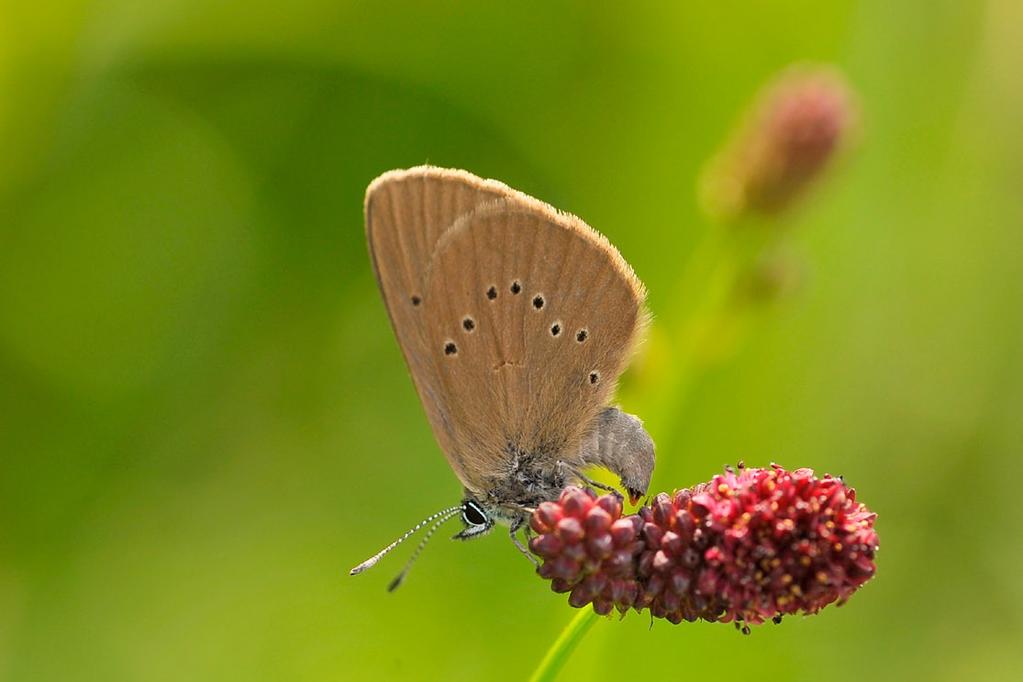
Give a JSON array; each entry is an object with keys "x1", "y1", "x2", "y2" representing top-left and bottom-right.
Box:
[
  {"x1": 421, "y1": 198, "x2": 647, "y2": 493},
  {"x1": 364, "y1": 167, "x2": 523, "y2": 486}
]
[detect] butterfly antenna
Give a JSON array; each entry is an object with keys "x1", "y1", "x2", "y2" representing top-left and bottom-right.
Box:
[
  {"x1": 350, "y1": 505, "x2": 462, "y2": 577},
  {"x1": 387, "y1": 506, "x2": 464, "y2": 592}
]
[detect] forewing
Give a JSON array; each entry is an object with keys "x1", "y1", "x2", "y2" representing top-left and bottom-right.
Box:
[
  {"x1": 421, "y1": 198, "x2": 647, "y2": 490},
  {"x1": 364, "y1": 167, "x2": 520, "y2": 486}
]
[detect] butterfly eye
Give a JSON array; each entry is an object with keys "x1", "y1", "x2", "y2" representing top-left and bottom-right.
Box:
[{"x1": 462, "y1": 500, "x2": 488, "y2": 526}]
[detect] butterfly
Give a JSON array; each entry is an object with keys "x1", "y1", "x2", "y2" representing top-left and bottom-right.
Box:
[{"x1": 351, "y1": 167, "x2": 654, "y2": 589}]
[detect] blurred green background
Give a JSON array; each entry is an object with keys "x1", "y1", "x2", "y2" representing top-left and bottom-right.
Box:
[{"x1": 2, "y1": 2, "x2": 1021, "y2": 680}]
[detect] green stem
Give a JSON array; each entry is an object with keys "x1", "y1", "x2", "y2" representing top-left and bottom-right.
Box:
[{"x1": 527, "y1": 609, "x2": 600, "y2": 682}]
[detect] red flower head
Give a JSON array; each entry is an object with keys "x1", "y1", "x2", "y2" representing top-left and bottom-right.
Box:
[{"x1": 530, "y1": 464, "x2": 879, "y2": 631}]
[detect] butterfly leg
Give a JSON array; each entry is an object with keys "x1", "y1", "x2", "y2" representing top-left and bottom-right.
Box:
[
  {"x1": 508, "y1": 519, "x2": 539, "y2": 567},
  {"x1": 577, "y1": 471, "x2": 620, "y2": 496},
  {"x1": 559, "y1": 461, "x2": 622, "y2": 497}
]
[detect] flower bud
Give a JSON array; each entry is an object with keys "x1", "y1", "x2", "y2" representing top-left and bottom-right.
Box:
[{"x1": 701, "y1": 65, "x2": 858, "y2": 221}]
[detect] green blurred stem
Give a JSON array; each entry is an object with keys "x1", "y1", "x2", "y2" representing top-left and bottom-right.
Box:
[
  {"x1": 634, "y1": 229, "x2": 748, "y2": 418},
  {"x1": 527, "y1": 609, "x2": 599, "y2": 682},
  {"x1": 629, "y1": 219, "x2": 775, "y2": 487}
]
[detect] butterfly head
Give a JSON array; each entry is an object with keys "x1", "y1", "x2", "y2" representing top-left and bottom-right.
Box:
[{"x1": 452, "y1": 498, "x2": 494, "y2": 540}]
